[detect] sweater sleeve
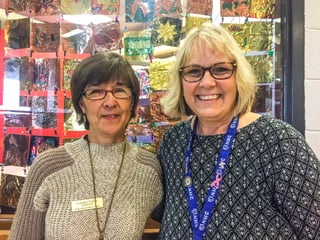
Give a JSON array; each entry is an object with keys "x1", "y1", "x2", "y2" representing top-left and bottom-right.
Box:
[{"x1": 8, "y1": 147, "x2": 74, "y2": 240}]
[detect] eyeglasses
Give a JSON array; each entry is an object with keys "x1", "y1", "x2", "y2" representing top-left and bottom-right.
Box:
[
  {"x1": 82, "y1": 87, "x2": 132, "y2": 100},
  {"x1": 179, "y1": 62, "x2": 237, "y2": 82}
]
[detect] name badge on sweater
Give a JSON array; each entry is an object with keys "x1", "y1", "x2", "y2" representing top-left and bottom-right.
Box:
[{"x1": 72, "y1": 198, "x2": 103, "y2": 212}]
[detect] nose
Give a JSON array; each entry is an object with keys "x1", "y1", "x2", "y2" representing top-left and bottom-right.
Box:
[
  {"x1": 199, "y1": 69, "x2": 217, "y2": 87},
  {"x1": 102, "y1": 91, "x2": 117, "y2": 107}
]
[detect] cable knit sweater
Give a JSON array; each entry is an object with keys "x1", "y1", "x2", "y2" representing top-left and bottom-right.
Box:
[
  {"x1": 9, "y1": 136, "x2": 163, "y2": 240},
  {"x1": 157, "y1": 115, "x2": 320, "y2": 239}
]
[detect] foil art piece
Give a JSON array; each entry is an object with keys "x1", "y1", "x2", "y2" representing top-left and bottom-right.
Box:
[
  {"x1": 149, "y1": 61, "x2": 174, "y2": 90},
  {"x1": 187, "y1": 0, "x2": 212, "y2": 15},
  {"x1": 4, "y1": 18, "x2": 30, "y2": 50},
  {"x1": 6, "y1": 0, "x2": 33, "y2": 11},
  {"x1": 252, "y1": 85, "x2": 272, "y2": 114},
  {"x1": 150, "y1": 91, "x2": 179, "y2": 122},
  {"x1": 63, "y1": 59, "x2": 82, "y2": 90},
  {"x1": 31, "y1": 96, "x2": 58, "y2": 129},
  {"x1": 247, "y1": 21, "x2": 273, "y2": 51},
  {"x1": 154, "y1": 0, "x2": 182, "y2": 18},
  {"x1": 152, "y1": 124, "x2": 171, "y2": 152},
  {"x1": 186, "y1": 16, "x2": 211, "y2": 33},
  {"x1": 246, "y1": 54, "x2": 274, "y2": 84},
  {"x1": 64, "y1": 98, "x2": 86, "y2": 131},
  {"x1": 125, "y1": 0, "x2": 155, "y2": 23},
  {"x1": 61, "y1": 0, "x2": 92, "y2": 15},
  {"x1": 61, "y1": 23, "x2": 94, "y2": 54},
  {"x1": 28, "y1": 136, "x2": 59, "y2": 165},
  {"x1": 4, "y1": 57, "x2": 31, "y2": 91},
  {"x1": 31, "y1": 23, "x2": 60, "y2": 52},
  {"x1": 130, "y1": 105, "x2": 152, "y2": 124},
  {"x1": 249, "y1": 0, "x2": 275, "y2": 19},
  {"x1": 126, "y1": 122, "x2": 153, "y2": 143},
  {"x1": 92, "y1": 0, "x2": 120, "y2": 15},
  {"x1": 4, "y1": 112, "x2": 31, "y2": 128},
  {"x1": 2, "y1": 134, "x2": 30, "y2": 167},
  {"x1": 0, "y1": 174, "x2": 25, "y2": 209},
  {"x1": 134, "y1": 67, "x2": 151, "y2": 99},
  {"x1": 221, "y1": 23, "x2": 249, "y2": 50},
  {"x1": 31, "y1": 58, "x2": 60, "y2": 91},
  {"x1": 93, "y1": 22, "x2": 122, "y2": 52},
  {"x1": 151, "y1": 17, "x2": 182, "y2": 47},
  {"x1": 31, "y1": 0, "x2": 60, "y2": 15},
  {"x1": 124, "y1": 30, "x2": 152, "y2": 61},
  {"x1": 220, "y1": 0, "x2": 250, "y2": 17}
]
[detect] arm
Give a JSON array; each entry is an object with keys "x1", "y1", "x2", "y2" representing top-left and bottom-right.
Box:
[
  {"x1": 274, "y1": 131, "x2": 320, "y2": 239},
  {"x1": 8, "y1": 156, "x2": 47, "y2": 240}
]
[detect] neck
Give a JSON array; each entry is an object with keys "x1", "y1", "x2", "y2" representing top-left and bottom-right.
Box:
[
  {"x1": 195, "y1": 116, "x2": 235, "y2": 135},
  {"x1": 87, "y1": 133, "x2": 125, "y2": 144}
]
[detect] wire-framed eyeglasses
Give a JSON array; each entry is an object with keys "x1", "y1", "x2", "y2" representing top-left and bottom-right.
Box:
[
  {"x1": 82, "y1": 87, "x2": 132, "y2": 100},
  {"x1": 179, "y1": 62, "x2": 237, "y2": 82}
]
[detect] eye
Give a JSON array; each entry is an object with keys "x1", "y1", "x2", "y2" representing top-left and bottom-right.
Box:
[
  {"x1": 112, "y1": 87, "x2": 127, "y2": 94},
  {"x1": 212, "y1": 65, "x2": 233, "y2": 75},
  {"x1": 184, "y1": 67, "x2": 203, "y2": 77},
  {"x1": 87, "y1": 89, "x2": 104, "y2": 96}
]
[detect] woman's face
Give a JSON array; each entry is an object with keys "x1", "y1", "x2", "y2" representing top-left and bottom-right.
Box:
[
  {"x1": 182, "y1": 44, "x2": 237, "y2": 124},
  {"x1": 80, "y1": 81, "x2": 132, "y2": 144}
]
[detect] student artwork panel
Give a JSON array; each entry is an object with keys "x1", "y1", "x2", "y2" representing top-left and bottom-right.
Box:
[
  {"x1": 31, "y1": 23, "x2": 60, "y2": 53},
  {"x1": 61, "y1": 0, "x2": 92, "y2": 15},
  {"x1": 31, "y1": 58, "x2": 60, "y2": 91},
  {"x1": 4, "y1": 19, "x2": 30, "y2": 50},
  {"x1": 30, "y1": 0, "x2": 61, "y2": 16},
  {"x1": 92, "y1": 0, "x2": 121, "y2": 15},
  {"x1": 125, "y1": 0, "x2": 155, "y2": 23},
  {"x1": 2, "y1": 134, "x2": 30, "y2": 167},
  {"x1": 61, "y1": 23, "x2": 94, "y2": 54},
  {"x1": 0, "y1": 174, "x2": 25, "y2": 209},
  {"x1": 124, "y1": 30, "x2": 152, "y2": 61},
  {"x1": 63, "y1": 59, "x2": 82, "y2": 90},
  {"x1": 186, "y1": 16, "x2": 211, "y2": 33},
  {"x1": 31, "y1": 96, "x2": 58, "y2": 129},
  {"x1": 249, "y1": 0, "x2": 275, "y2": 18},
  {"x1": 28, "y1": 136, "x2": 59, "y2": 165},
  {"x1": 151, "y1": 17, "x2": 182, "y2": 47},
  {"x1": 149, "y1": 61, "x2": 174, "y2": 90},
  {"x1": 93, "y1": 22, "x2": 123, "y2": 52},
  {"x1": 4, "y1": 57, "x2": 30, "y2": 91},
  {"x1": 154, "y1": 0, "x2": 182, "y2": 17},
  {"x1": 220, "y1": 0, "x2": 250, "y2": 17},
  {"x1": 187, "y1": 0, "x2": 213, "y2": 15}
]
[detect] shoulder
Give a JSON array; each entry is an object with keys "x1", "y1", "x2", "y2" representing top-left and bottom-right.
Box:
[{"x1": 131, "y1": 143, "x2": 160, "y2": 172}]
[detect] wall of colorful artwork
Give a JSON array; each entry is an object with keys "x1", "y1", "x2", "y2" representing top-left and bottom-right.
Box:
[{"x1": 0, "y1": 0, "x2": 279, "y2": 209}]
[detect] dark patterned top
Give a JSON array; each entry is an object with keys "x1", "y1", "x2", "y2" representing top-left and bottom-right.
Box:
[{"x1": 157, "y1": 115, "x2": 320, "y2": 240}]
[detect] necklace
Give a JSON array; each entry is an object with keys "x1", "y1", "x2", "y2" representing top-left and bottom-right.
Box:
[{"x1": 87, "y1": 138, "x2": 127, "y2": 240}]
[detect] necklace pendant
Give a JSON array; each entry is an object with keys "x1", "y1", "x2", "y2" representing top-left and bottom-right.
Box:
[{"x1": 99, "y1": 233, "x2": 104, "y2": 240}]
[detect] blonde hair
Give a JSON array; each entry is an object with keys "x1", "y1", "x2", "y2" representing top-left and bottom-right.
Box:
[{"x1": 161, "y1": 23, "x2": 256, "y2": 119}]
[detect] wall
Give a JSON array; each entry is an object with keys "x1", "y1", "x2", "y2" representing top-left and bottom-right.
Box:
[{"x1": 305, "y1": 0, "x2": 320, "y2": 158}]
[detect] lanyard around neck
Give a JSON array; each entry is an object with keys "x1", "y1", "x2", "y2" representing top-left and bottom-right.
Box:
[{"x1": 184, "y1": 116, "x2": 239, "y2": 240}]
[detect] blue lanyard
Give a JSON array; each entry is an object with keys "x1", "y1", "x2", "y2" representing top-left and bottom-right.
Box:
[{"x1": 184, "y1": 116, "x2": 239, "y2": 240}]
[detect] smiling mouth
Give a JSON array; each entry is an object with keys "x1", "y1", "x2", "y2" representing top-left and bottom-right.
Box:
[
  {"x1": 102, "y1": 114, "x2": 119, "y2": 118},
  {"x1": 197, "y1": 94, "x2": 221, "y2": 100}
]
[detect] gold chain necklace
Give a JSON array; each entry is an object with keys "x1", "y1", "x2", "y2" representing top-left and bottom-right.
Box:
[{"x1": 87, "y1": 138, "x2": 127, "y2": 240}]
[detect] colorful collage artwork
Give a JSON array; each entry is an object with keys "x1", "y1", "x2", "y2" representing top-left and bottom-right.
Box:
[{"x1": 0, "y1": 0, "x2": 278, "y2": 208}]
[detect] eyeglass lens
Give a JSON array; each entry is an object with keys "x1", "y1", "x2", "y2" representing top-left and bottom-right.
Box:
[
  {"x1": 181, "y1": 62, "x2": 236, "y2": 82},
  {"x1": 84, "y1": 87, "x2": 131, "y2": 100}
]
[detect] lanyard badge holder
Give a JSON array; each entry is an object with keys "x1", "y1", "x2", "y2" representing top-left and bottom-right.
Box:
[{"x1": 184, "y1": 116, "x2": 239, "y2": 240}]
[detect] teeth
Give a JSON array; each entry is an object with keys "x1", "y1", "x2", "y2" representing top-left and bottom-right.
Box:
[{"x1": 198, "y1": 95, "x2": 220, "y2": 100}]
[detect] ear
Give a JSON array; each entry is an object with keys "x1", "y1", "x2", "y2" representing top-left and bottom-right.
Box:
[{"x1": 79, "y1": 101, "x2": 86, "y2": 114}]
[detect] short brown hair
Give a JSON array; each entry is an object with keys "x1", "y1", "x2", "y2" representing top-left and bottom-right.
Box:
[{"x1": 70, "y1": 52, "x2": 140, "y2": 129}]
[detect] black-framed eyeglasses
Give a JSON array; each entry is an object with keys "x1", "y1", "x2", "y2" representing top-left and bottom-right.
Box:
[
  {"x1": 179, "y1": 62, "x2": 237, "y2": 82},
  {"x1": 82, "y1": 87, "x2": 132, "y2": 100}
]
